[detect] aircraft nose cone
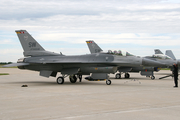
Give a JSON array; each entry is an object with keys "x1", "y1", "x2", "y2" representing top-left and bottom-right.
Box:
[{"x1": 142, "y1": 58, "x2": 166, "y2": 67}]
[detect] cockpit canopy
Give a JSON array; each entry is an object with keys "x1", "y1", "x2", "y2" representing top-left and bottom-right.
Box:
[
  {"x1": 152, "y1": 54, "x2": 172, "y2": 60},
  {"x1": 107, "y1": 50, "x2": 134, "y2": 56}
]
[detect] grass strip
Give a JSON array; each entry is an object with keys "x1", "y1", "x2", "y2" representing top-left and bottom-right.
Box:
[{"x1": 0, "y1": 73, "x2": 9, "y2": 76}]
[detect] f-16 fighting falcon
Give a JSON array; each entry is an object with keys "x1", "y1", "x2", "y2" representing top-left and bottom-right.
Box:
[
  {"x1": 151, "y1": 49, "x2": 180, "y2": 80},
  {"x1": 86, "y1": 41, "x2": 174, "y2": 80},
  {"x1": 4, "y1": 30, "x2": 166, "y2": 85}
]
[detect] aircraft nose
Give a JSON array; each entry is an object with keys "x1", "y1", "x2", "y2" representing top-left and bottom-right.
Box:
[{"x1": 142, "y1": 58, "x2": 166, "y2": 67}]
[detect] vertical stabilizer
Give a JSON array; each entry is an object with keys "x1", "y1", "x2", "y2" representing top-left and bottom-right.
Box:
[
  {"x1": 15, "y1": 30, "x2": 59, "y2": 56},
  {"x1": 86, "y1": 40, "x2": 103, "y2": 53},
  {"x1": 16, "y1": 30, "x2": 45, "y2": 52},
  {"x1": 165, "y1": 50, "x2": 176, "y2": 60},
  {"x1": 154, "y1": 49, "x2": 163, "y2": 54}
]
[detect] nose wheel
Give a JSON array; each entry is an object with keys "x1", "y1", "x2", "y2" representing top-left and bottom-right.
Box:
[
  {"x1": 106, "y1": 80, "x2": 111, "y2": 85},
  {"x1": 151, "y1": 76, "x2": 155, "y2": 80}
]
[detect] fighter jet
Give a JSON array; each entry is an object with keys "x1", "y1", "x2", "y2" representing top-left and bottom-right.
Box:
[
  {"x1": 142, "y1": 49, "x2": 177, "y2": 79},
  {"x1": 133, "y1": 49, "x2": 180, "y2": 79},
  {"x1": 152, "y1": 49, "x2": 180, "y2": 79},
  {"x1": 86, "y1": 41, "x2": 172, "y2": 80},
  {"x1": 4, "y1": 30, "x2": 166, "y2": 85}
]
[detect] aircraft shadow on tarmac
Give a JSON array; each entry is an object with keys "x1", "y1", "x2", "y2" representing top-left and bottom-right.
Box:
[
  {"x1": 7, "y1": 78, "x2": 153, "y2": 87},
  {"x1": 8, "y1": 81, "x2": 118, "y2": 86}
]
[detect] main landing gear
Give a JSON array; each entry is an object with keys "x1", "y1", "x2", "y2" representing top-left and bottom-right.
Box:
[
  {"x1": 56, "y1": 74, "x2": 82, "y2": 84},
  {"x1": 115, "y1": 73, "x2": 121, "y2": 79},
  {"x1": 115, "y1": 72, "x2": 130, "y2": 79},
  {"x1": 69, "y1": 75, "x2": 77, "y2": 83},
  {"x1": 56, "y1": 74, "x2": 111, "y2": 85}
]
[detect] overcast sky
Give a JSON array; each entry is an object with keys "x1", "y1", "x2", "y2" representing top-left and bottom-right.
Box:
[{"x1": 1, "y1": 0, "x2": 180, "y2": 62}]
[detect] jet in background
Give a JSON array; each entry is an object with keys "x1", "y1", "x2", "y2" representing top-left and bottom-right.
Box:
[
  {"x1": 143, "y1": 49, "x2": 177, "y2": 79},
  {"x1": 151, "y1": 49, "x2": 180, "y2": 79},
  {"x1": 86, "y1": 40, "x2": 174, "y2": 80},
  {"x1": 146, "y1": 49, "x2": 177, "y2": 68},
  {"x1": 3, "y1": 30, "x2": 166, "y2": 85}
]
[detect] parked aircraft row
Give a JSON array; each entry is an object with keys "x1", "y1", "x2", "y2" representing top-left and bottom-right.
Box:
[{"x1": 4, "y1": 30, "x2": 179, "y2": 85}]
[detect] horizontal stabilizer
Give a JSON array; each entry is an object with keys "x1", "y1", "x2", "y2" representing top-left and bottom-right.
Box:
[{"x1": 2, "y1": 63, "x2": 29, "y2": 67}]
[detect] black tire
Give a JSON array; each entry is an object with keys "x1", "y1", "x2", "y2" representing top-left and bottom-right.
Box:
[
  {"x1": 57, "y1": 77, "x2": 64, "y2": 84},
  {"x1": 151, "y1": 76, "x2": 155, "y2": 80},
  {"x1": 70, "y1": 75, "x2": 77, "y2": 83},
  {"x1": 115, "y1": 74, "x2": 121, "y2": 79},
  {"x1": 106, "y1": 80, "x2": 111, "y2": 85}
]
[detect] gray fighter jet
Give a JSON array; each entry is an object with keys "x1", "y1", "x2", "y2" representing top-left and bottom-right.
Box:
[
  {"x1": 86, "y1": 41, "x2": 174, "y2": 80},
  {"x1": 143, "y1": 49, "x2": 177, "y2": 79},
  {"x1": 152, "y1": 49, "x2": 180, "y2": 79},
  {"x1": 136, "y1": 49, "x2": 180, "y2": 79},
  {"x1": 4, "y1": 30, "x2": 166, "y2": 85}
]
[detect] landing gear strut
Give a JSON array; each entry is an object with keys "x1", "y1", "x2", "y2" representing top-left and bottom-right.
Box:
[
  {"x1": 78, "y1": 75, "x2": 82, "y2": 82},
  {"x1": 125, "y1": 73, "x2": 130, "y2": 78}
]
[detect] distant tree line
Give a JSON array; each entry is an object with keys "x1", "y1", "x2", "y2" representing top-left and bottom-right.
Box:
[{"x1": 0, "y1": 62, "x2": 12, "y2": 65}]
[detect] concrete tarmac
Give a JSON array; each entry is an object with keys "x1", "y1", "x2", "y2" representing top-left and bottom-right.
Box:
[{"x1": 0, "y1": 68, "x2": 180, "y2": 120}]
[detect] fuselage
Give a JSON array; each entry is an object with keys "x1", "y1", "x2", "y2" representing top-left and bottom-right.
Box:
[{"x1": 18, "y1": 53, "x2": 143, "y2": 74}]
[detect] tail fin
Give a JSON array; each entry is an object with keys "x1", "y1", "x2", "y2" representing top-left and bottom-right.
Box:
[
  {"x1": 15, "y1": 30, "x2": 59, "y2": 56},
  {"x1": 165, "y1": 50, "x2": 176, "y2": 60},
  {"x1": 16, "y1": 30, "x2": 45, "y2": 51},
  {"x1": 154, "y1": 49, "x2": 163, "y2": 54},
  {"x1": 86, "y1": 40, "x2": 103, "y2": 53}
]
